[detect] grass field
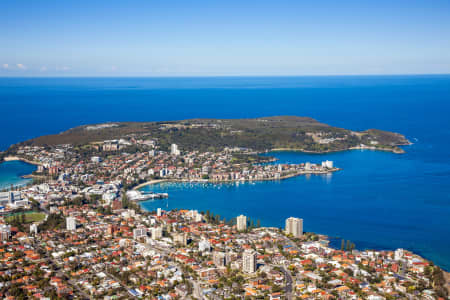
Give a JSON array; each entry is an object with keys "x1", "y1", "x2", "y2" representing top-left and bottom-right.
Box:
[{"x1": 5, "y1": 212, "x2": 46, "y2": 224}]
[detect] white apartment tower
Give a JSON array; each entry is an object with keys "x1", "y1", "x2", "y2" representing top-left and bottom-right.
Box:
[
  {"x1": 285, "y1": 217, "x2": 303, "y2": 238},
  {"x1": 171, "y1": 144, "x2": 180, "y2": 156},
  {"x1": 236, "y1": 214, "x2": 247, "y2": 231},
  {"x1": 242, "y1": 249, "x2": 257, "y2": 273},
  {"x1": 66, "y1": 216, "x2": 77, "y2": 231}
]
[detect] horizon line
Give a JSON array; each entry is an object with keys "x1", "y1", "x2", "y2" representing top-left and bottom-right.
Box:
[{"x1": 1, "y1": 73, "x2": 450, "y2": 79}]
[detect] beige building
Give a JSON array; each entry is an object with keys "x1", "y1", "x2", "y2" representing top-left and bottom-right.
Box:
[
  {"x1": 285, "y1": 217, "x2": 303, "y2": 238},
  {"x1": 173, "y1": 232, "x2": 188, "y2": 246},
  {"x1": 236, "y1": 214, "x2": 247, "y2": 231},
  {"x1": 242, "y1": 249, "x2": 257, "y2": 273},
  {"x1": 213, "y1": 251, "x2": 226, "y2": 267}
]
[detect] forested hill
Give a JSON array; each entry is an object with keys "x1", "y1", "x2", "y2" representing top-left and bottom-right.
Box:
[{"x1": 10, "y1": 116, "x2": 410, "y2": 154}]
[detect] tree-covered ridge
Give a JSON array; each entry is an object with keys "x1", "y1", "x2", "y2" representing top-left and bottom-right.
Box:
[{"x1": 10, "y1": 116, "x2": 410, "y2": 154}]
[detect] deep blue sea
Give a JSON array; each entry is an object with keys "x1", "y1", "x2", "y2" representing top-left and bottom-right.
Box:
[{"x1": 0, "y1": 76, "x2": 449, "y2": 269}]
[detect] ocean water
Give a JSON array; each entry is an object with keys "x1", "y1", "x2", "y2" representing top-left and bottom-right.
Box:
[
  {"x1": 0, "y1": 160, "x2": 36, "y2": 190},
  {"x1": 0, "y1": 76, "x2": 449, "y2": 269}
]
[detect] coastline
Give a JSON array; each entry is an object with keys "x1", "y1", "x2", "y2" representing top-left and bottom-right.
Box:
[
  {"x1": 270, "y1": 144, "x2": 408, "y2": 155},
  {"x1": 133, "y1": 168, "x2": 340, "y2": 190},
  {"x1": 3, "y1": 156, "x2": 42, "y2": 166}
]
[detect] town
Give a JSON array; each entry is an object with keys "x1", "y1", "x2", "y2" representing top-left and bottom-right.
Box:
[{"x1": 0, "y1": 138, "x2": 448, "y2": 299}]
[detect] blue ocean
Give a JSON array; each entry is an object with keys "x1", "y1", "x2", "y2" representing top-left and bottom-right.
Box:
[{"x1": 0, "y1": 76, "x2": 449, "y2": 269}]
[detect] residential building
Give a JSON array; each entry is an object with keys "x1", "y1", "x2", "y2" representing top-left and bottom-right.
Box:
[
  {"x1": 66, "y1": 216, "x2": 77, "y2": 231},
  {"x1": 237, "y1": 214, "x2": 247, "y2": 231},
  {"x1": 133, "y1": 226, "x2": 147, "y2": 240},
  {"x1": 285, "y1": 217, "x2": 303, "y2": 238},
  {"x1": 242, "y1": 249, "x2": 257, "y2": 273}
]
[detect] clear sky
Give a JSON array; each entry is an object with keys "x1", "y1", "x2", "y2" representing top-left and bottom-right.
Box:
[{"x1": 1, "y1": 0, "x2": 450, "y2": 76}]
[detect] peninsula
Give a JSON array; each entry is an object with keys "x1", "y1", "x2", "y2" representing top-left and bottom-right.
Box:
[
  {"x1": 1, "y1": 117, "x2": 449, "y2": 299},
  {"x1": 2, "y1": 116, "x2": 410, "y2": 158}
]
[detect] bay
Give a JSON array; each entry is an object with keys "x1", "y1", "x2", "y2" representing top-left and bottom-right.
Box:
[{"x1": 0, "y1": 75, "x2": 449, "y2": 269}]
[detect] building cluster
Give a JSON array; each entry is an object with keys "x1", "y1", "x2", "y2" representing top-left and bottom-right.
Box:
[
  {"x1": 0, "y1": 141, "x2": 446, "y2": 299},
  {"x1": 1, "y1": 141, "x2": 337, "y2": 213},
  {"x1": 0, "y1": 202, "x2": 446, "y2": 299}
]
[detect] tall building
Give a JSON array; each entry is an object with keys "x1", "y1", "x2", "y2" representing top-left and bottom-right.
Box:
[
  {"x1": 151, "y1": 227, "x2": 163, "y2": 240},
  {"x1": 236, "y1": 215, "x2": 247, "y2": 231},
  {"x1": 66, "y1": 217, "x2": 77, "y2": 231},
  {"x1": 30, "y1": 223, "x2": 38, "y2": 235},
  {"x1": 242, "y1": 249, "x2": 257, "y2": 273},
  {"x1": 213, "y1": 251, "x2": 226, "y2": 267},
  {"x1": 171, "y1": 144, "x2": 180, "y2": 156},
  {"x1": 173, "y1": 232, "x2": 188, "y2": 246},
  {"x1": 133, "y1": 226, "x2": 147, "y2": 240},
  {"x1": 0, "y1": 224, "x2": 11, "y2": 241},
  {"x1": 285, "y1": 217, "x2": 303, "y2": 238},
  {"x1": 157, "y1": 208, "x2": 162, "y2": 217}
]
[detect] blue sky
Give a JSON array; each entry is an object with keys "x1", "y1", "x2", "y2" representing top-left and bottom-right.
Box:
[{"x1": 1, "y1": 0, "x2": 450, "y2": 76}]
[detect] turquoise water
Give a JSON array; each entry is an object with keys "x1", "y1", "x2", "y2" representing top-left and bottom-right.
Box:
[
  {"x1": 0, "y1": 160, "x2": 36, "y2": 190},
  {"x1": 0, "y1": 76, "x2": 449, "y2": 269}
]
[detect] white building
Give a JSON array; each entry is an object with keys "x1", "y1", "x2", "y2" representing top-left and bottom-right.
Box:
[
  {"x1": 0, "y1": 191, "x2": 23, "y2": 206},
  {"x1": 30, "y1": 223, "x2": 38, "y2": 235},
  {"x1": 321, "y1": 160, "x2": 334, "y2": 169},
  {"x1": 91, "y1": 156, "x2": 102, "y2": 163},
  {"x1": 305, "y1": 162, "x2": 312, "y2": 170},
  {"x1": 0, "y1": 224, "x2": 11, "y2": 241},
  {"x1": 171, "y1": 144, "x2": 180, "y2": 156},
  {"x1": 199, "y1": 238, "x2": 211, "y2": 252},
  {"x1": 187, "y1": 210, "x2": 203, "y2": 222},
  {"x1": 66, "y1": 216, "x2": 77, "y2": 231},
  {"x1": 236, "y1": 214, "x2": 247, "y2": 231},
  {"x1": 285, "y1": 217, "x2": 303, "y2": 238},
  {"x1": 151, "y1": 227, "x2": 163, "y2": 240},
  {"x1": 157, "y1": 208, "x2": 162, "y2": 217},
  {"x1": 242, "y1": 249, "x2": 257, "y2": 273},
  {"x1": 394, "y1": 249, "x2": 404, "y2": 261},
  {"x1": 133, "y1": 226, "x2": 147, "y2": 240}
]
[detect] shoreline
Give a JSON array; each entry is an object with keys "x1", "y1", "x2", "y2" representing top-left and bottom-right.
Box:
[
  {"x1": 3, "y1": 156, "x2": 42, "y2": 166},
  {"x1": 270, "y1": 144, "x2": 409, "y2": 155},
  {"x1": 133, "y1": 168, "x2": 340, "y2": 190}
]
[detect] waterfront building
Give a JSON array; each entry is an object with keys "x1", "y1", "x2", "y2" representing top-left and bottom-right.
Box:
[
  {"x1": 151, "y1": 227, "x2": 163, "y2": 240},
  {"x1": 133, "y1": 226, "x2": 147, "y2": 240},
  {"x1": 242, "y1": 249, "x2": 257, "y2": 273},
  {"x1": 395, "y1": 249, "x2": 405, "y2": 261},
  {"x1": 285, "y1": 217, "x2": 303, "y2": 238},
  {"x1": 322, "y1": 160, "x2": 334, "y2": 168},
  {"x1": 237, "y1": 214, "x2": 247, "y2": 231},
  {"x1": 157, "y1": 208, "x2": 162, "y2": 217},
  {"x1": 66, "y1": 216, "x2": 77, "y2": 231},
  {"x1": 187, "y1": 209, "x2": 203, "y2": 222}
]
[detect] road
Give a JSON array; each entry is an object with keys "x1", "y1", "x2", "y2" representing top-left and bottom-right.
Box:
[{"x1": 280, "y1": 265, "x2": 293, "y2": 300}]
